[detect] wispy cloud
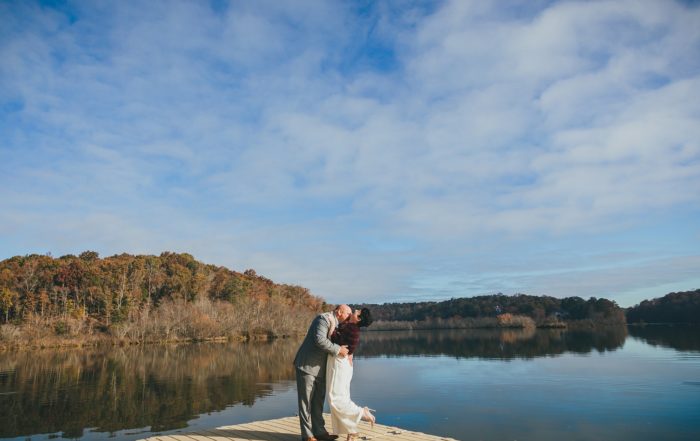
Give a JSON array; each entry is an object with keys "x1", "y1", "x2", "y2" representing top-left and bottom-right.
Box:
[{"x1": 1, "y1": 0, "x2": 698, "y2": 306}]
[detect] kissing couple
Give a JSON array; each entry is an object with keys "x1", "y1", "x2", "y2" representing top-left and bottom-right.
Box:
[{"x1": 294, "y1": 305, "x2": 375, "y2": 441}]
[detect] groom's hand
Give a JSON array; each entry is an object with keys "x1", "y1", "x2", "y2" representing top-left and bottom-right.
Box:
[{"x1": 338, "y1": 345, "x2": 349, "y2": 357}]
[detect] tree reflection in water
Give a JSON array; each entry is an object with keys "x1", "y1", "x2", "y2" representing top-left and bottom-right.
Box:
[
  {"x1": 0, "y1": 340, "x2": 298, "y2": 438},
  {"x1": 358, "y1": 327, "x2": 628, "y2": 359},
  {"x1": 4, "y1": 325, "x2": 695, "y2": 440},
  {"x1": 628, "y1": 324, "x2": 700, "y2": 352}
]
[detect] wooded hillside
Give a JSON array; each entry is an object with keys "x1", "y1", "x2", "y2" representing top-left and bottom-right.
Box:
[
  {"x1": 0, "y1": 252, "x2": 325, "y2": 347},
  {"x1": 353, "y1": 293, "x2": 626, "y2": 326},
  {"x1": 626, "y1": 289, "x2": 700, "y2": 324}
]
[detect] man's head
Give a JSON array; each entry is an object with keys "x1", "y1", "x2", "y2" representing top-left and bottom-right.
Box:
[{"x1": 334, "y1": 304, "x2": 352, "y2": 322}]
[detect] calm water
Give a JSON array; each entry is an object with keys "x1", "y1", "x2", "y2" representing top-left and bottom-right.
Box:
[{"x1": 1, "y1": 325, "x2": 699, "y2": 440}]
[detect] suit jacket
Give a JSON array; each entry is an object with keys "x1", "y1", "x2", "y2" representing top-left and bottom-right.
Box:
[{"x1": 293, "y1": 311, "x2": 341, "y2": 376}]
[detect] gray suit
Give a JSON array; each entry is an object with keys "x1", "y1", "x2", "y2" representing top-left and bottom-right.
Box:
[{"x1": 294, "y1": 312, "x2": 341, "y2": 440}]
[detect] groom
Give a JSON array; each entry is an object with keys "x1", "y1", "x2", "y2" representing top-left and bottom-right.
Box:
[{"x1": 294, "y1": 304, "x2": 352, "y2": 441}]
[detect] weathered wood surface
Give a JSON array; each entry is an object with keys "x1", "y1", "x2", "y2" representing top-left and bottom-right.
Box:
[{"x1": 138, "y1": 414, "x2": 459, "y2": 441}]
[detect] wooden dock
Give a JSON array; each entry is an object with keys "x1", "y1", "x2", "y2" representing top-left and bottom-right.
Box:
[{"x1": 138, "y1": 414, "x2": 459, "y2": 441}]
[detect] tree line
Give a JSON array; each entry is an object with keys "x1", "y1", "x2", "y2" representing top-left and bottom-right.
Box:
[
  {"x1": 2, "y1": 249, "x2": 695, "y2": 348},
  {"x1": 0, "y1": 251, "x2": 325, "y2": 347},
  {"x1": 626, "y1": 289, "x2": 700, "y2": 324},
  {"x1": 352, "y1": 293, "x2": 626, "y2": 327}
]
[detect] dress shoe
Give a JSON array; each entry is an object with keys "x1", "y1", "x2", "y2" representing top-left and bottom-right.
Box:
[
  {"x1": 305, "y1": 438, "x2": 318, "y2": 441},
  {"x1": 316, "y1": 434, "x2": 339, "y2": 441}
]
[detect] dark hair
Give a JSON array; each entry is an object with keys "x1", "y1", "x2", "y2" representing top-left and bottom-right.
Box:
[{"x1": 358, "y1": 307, "x2": 373, "y2": 328}]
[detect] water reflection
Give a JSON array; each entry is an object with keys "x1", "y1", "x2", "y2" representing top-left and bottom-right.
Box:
[
  {"x1": 627, "y1": 324, "x2": 700, "y2": 352},
  {"x1": 0, "y1": 341, "x2": 297, "y2": 438},
  {"x1": 359, "y1": 327, "x2": 628, "y2": 359},
  {"x1": 0, "y1": 325, "x2": 697, "y2": 440}
]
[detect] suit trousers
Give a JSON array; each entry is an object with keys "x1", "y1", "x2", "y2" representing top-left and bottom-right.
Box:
[{"x1": 296, "y1": 368, "x2": 328, "y2": 440}]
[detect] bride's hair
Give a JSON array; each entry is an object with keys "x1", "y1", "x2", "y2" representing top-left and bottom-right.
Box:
[{"x1": 358, "y1": 308, "x2": 373, "y2": 328}]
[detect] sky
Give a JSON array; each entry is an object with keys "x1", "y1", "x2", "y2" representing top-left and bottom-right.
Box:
[{"x1": 1, "y1": 0, "x2": 699, "y2": 308}]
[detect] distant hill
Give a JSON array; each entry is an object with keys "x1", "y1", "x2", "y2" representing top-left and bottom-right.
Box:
[
  {"x1": 0, "y1": 251, "x2": 325, "y2": 348},
  {"x1": 626, "y1": 289, "x2": 700, "y2": 324},
  {"x1": 352, "y1": 293, "x2": 626, "y2": 327}
]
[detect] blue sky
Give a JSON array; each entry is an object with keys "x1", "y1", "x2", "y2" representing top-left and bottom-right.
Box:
[{"x1": 1, "y1": 0, "x2": 699, "y2": 307}]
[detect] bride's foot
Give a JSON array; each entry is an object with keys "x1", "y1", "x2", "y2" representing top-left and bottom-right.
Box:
[
  {"x1": 346, "y1": 434, "x2": 359, "y2": 441},
  {"x1": 361, "y1": 407, "x2": 376, "y2": 429}
]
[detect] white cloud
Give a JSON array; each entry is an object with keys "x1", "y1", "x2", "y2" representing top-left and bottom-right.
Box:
[{"x1": 1, "y1": 0, "x2": 699, "y2": 304}]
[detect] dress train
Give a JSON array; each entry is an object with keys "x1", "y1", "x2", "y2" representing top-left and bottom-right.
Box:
[{"x1": 326, "y1": 354, "x2": 363, "y2": 435}]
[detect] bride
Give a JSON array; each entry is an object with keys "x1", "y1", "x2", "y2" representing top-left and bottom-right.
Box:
[{"x1": 326, "y1": 308, "x2": 375, "y2": 440}]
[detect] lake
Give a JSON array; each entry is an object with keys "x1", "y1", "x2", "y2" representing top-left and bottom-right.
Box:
[{"x1": 1, "y1": 325, "x2": 699, "y2": 440}]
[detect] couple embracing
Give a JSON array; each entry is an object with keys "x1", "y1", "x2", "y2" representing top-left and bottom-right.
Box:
[{"x1": 294, "y1": 305, "x2": 375, "y2": 441}]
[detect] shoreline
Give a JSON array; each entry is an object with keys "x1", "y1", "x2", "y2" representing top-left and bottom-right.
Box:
[
  {"x1": 0, "y1": 332, "x2": 298, "y2": 352},
  {"x1": 2, "y1": 319, "x2": 643, "y2": 352},
  {"x1": 364, "y1": 316, "x2": 626, "y2": 332}
]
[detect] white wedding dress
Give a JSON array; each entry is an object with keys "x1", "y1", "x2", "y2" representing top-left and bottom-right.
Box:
[{"x1": 326, "y1": 353, "x2": 363, "y2": 435}]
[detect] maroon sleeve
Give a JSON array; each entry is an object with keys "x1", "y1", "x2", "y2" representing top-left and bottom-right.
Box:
[
  {"x1": 347, "y1": 325, "x2": 360, "y2": 355},
  {"x1": 335, "y1": 323, "x2": 360, "y2": 355}
]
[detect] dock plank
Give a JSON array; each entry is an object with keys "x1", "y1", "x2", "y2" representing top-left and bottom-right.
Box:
[
  {"x1": 138, "y1": 414, "x2": 459, "y2": 441},
  {"x1": 197, "y1": 427, "x2": 258, "y2": 441}
]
